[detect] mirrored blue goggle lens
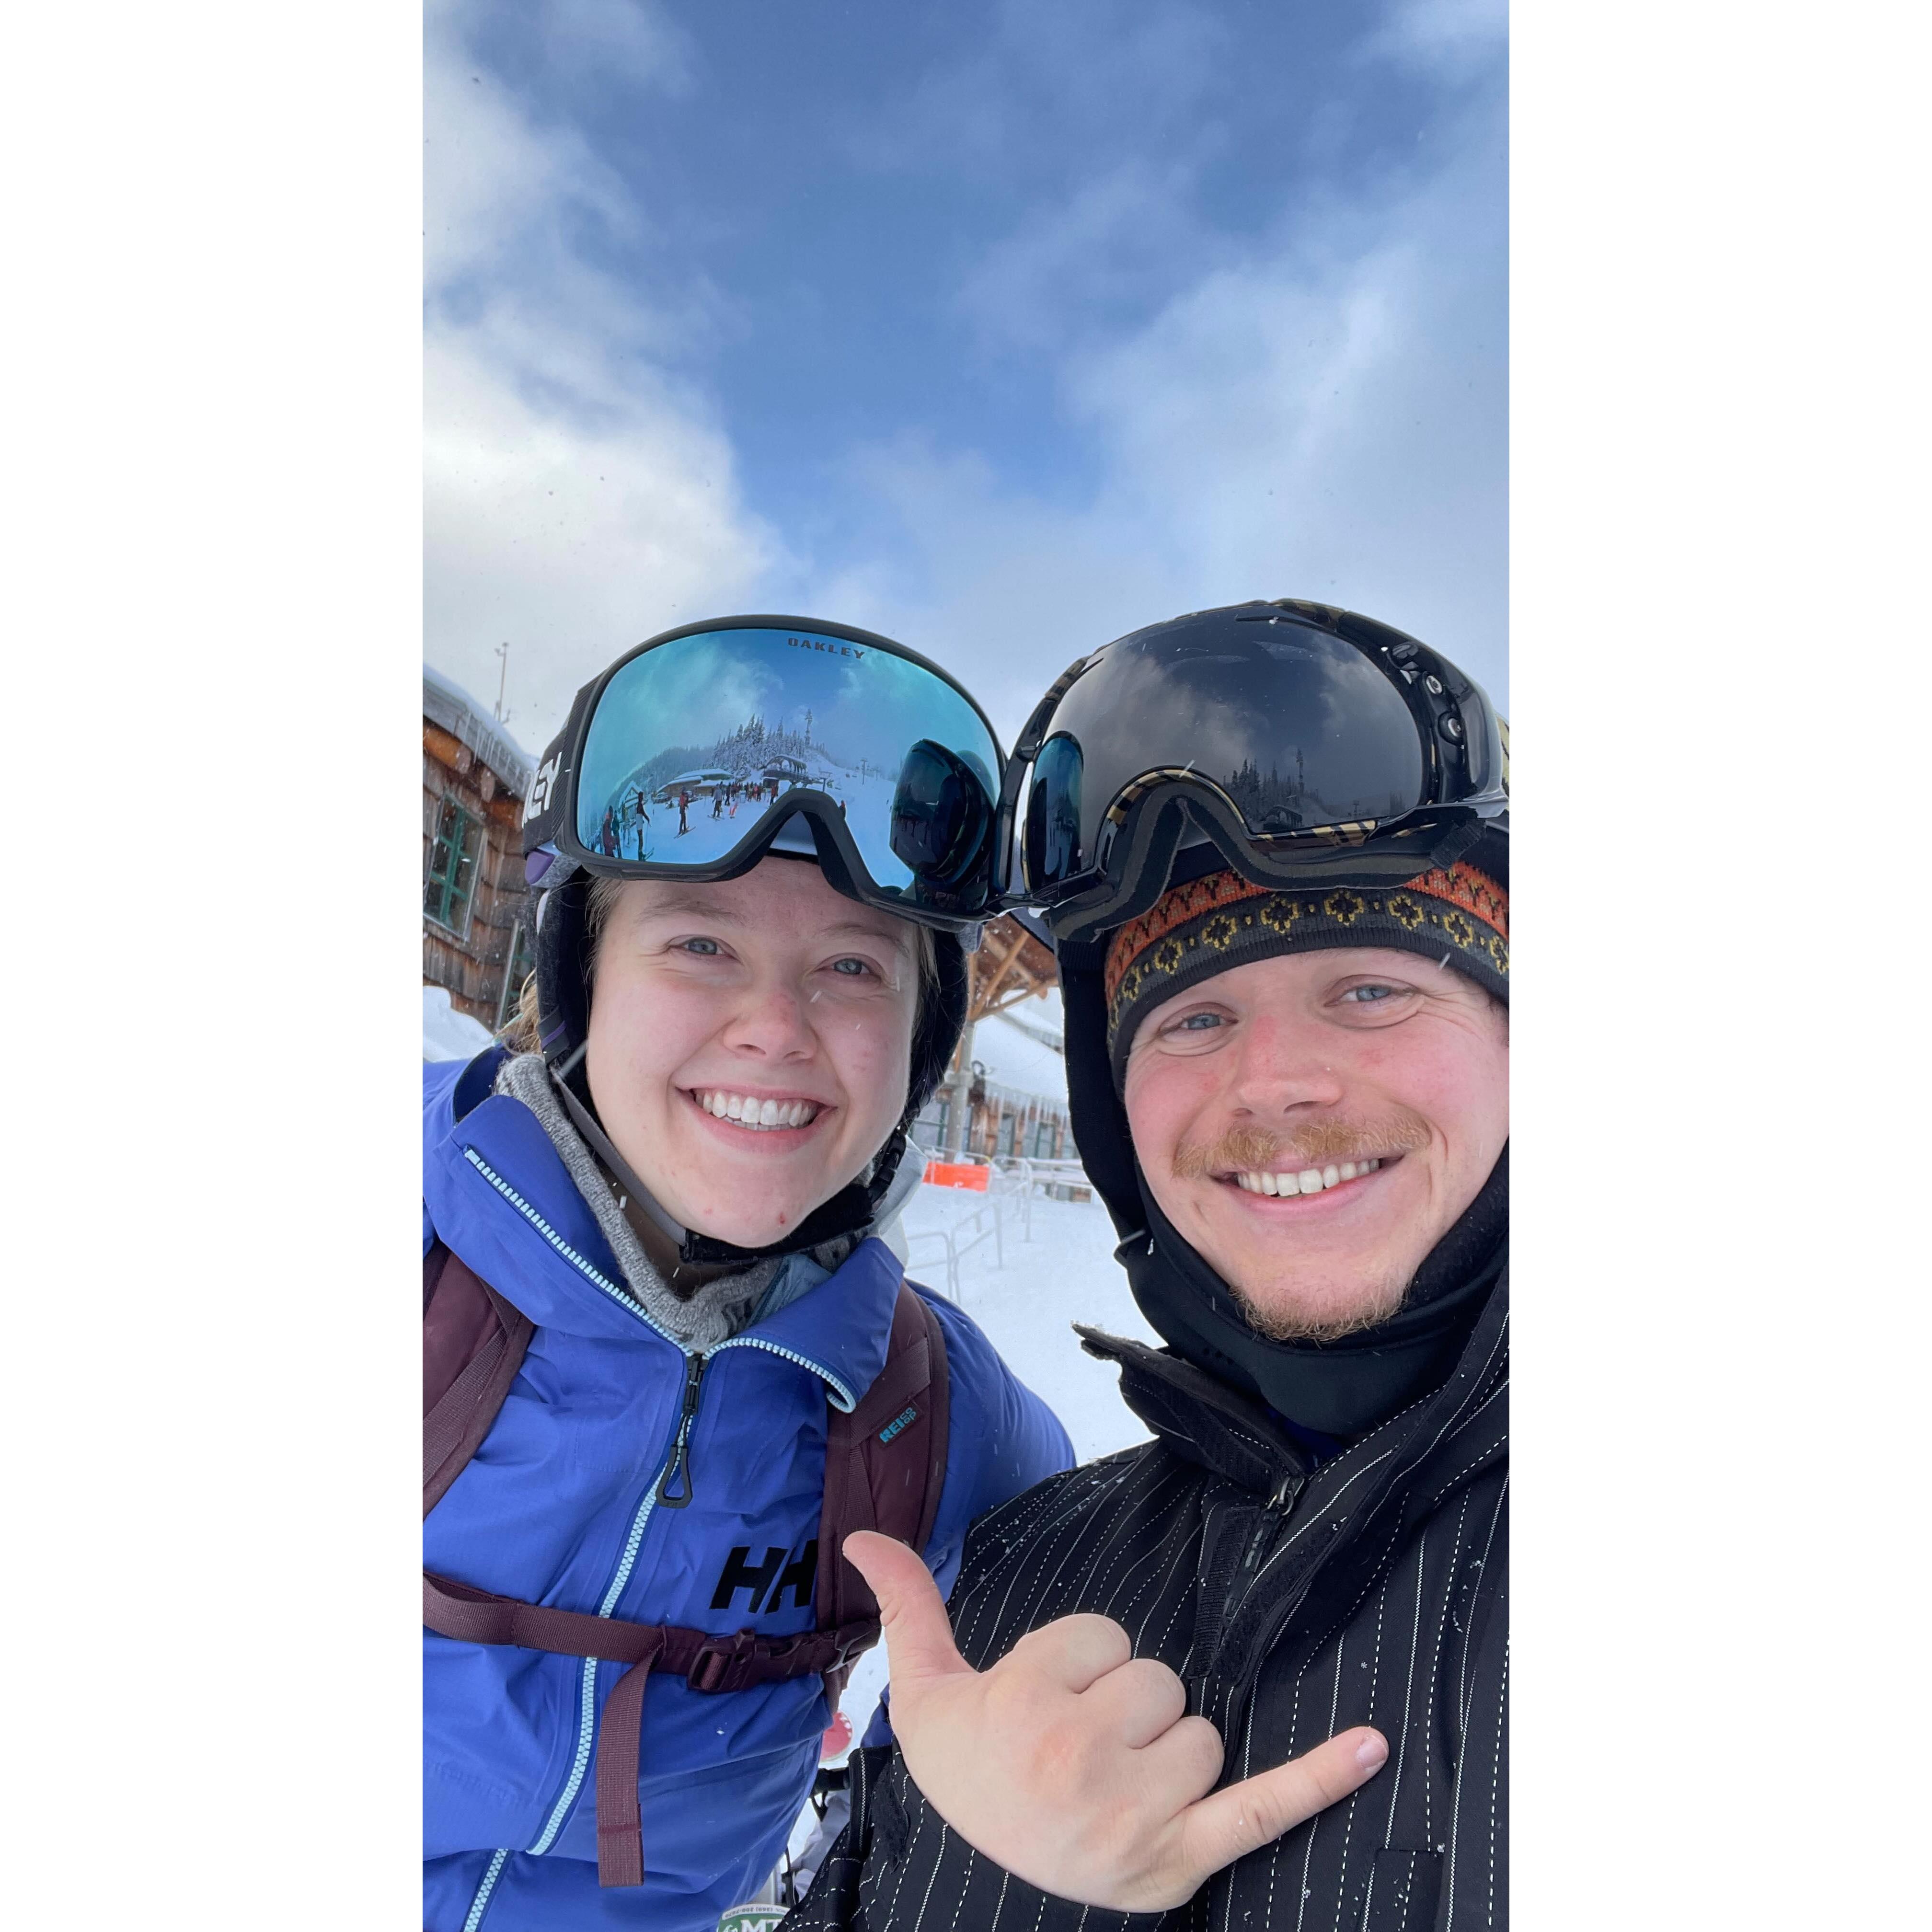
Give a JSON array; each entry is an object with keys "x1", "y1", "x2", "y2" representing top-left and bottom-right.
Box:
[{"x1": 574, "y1": 628, "x2": 999, "y2": 897}]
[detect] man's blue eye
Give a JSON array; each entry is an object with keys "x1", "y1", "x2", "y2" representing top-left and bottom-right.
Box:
[
  {"x1": 1342, "y1": 984, "x2": 1399, "y2": 1003},
  {"x1": 681, "y1": 937, "x2": 721, "y2": 956},
  {"x1": 1178, "y1": 1012, "x2": 1222, "y2": 1030}
]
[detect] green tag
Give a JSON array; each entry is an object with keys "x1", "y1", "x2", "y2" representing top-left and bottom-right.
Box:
[{"x1": 717, "y1": 1908, "x2": 787, "y2": 1932}]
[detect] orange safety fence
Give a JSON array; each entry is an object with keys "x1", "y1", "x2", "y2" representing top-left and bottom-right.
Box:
[{"x1": 921, "y1": 1161, "x2": 990, "y2": 1191}]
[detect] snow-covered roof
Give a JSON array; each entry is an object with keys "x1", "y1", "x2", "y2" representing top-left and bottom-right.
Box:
[
  {"x1": 424, "y1": 984, "x2": 495, "y2": 1061},
  {"x1": 972, "y1": 998, "x2": 1068, "y2": 1108},
  {"x1": 423, "y1": 663, "x2": 535, "y2": 796}
]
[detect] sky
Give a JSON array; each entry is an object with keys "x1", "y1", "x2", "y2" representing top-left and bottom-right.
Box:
[{"x1": 425, "y1": 0, "x2": 1506, "y2": 761}]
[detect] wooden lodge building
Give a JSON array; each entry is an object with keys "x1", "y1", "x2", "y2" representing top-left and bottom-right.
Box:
[
  {"x1": 423, "y1": 666, "x2": 537, "y2": 1032},
  {"x1": 912, "y1": 914, "x2": 1074, "y2": 1164},
  {"x1": 421, "y1": 675, "x2": 1076, "y2": 1167}
]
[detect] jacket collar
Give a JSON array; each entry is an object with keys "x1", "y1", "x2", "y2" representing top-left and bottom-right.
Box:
[
  {"x1": 423, "y1": 1057, "x2": 905, "y2": 1406},
  {"x1": 1080, "y1": 1270, "x2": 1509, "y2": 1520}
]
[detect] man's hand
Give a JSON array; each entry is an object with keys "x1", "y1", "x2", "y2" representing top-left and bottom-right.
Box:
[{"x1": 845, "y1": 1531, "x2": 1388, "y2": 1912}]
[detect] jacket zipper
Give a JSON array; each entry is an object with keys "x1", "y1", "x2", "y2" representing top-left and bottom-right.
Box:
[
  {"x1": 456, "y1": 1144, "x2": 865, "y2": 1859},
  {"x1": 461, "y1": 1147, "x2": 860, "y2": 1405},
  {"x1": 1233, "y1": 1468, "x2": 1306, "y2": 1603},
  {"x1": 656, "y1": 1354, "x2": 707, "y2": 1506}
]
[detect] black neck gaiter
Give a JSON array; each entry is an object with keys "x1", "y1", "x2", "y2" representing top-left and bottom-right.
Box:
[{"x1": 1121, "y1": 1146, "x2": 1509, "y2": 1438}]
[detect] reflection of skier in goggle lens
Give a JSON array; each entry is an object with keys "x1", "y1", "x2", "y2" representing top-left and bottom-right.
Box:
[
  {"x1": 999, "y1": 598, "x2": 1507, "y2": 940},
  {"x1": 524, "y1": 614, "x2": 1001, "y2": 923},
  {"x1": 518, "y1": 615, "x2": 1005, "y2": 1265}
]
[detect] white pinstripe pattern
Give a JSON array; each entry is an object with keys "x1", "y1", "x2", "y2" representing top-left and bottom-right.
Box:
[{"x1": 786, "y1": 1298, "x2": 1508, "y2": 1932}]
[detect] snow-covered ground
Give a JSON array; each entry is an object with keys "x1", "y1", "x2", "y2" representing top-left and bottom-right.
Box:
[{"x1": 898, "y1": 1178, "x2": 1158, "y2": 1462}]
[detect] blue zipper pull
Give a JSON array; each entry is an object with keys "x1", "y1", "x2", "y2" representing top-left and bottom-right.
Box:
[{"x1": 656, "y1": 1354, "x2": 707, "y2": 1507}]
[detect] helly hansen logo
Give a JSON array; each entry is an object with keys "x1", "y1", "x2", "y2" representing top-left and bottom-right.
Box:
[{"x1": 711, "y1": 1539, "x2": 817, "y2": 1614}]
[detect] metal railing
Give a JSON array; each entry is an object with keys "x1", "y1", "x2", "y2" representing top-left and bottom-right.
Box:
[
  {"x1": 905, "y1": 1156, "x2": 1096, "y2": 1293},
  {"x1": 904, "y1": 1192, "x2": 1004, "y2": 1300}
]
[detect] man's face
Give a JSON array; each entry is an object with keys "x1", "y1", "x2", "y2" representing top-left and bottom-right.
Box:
[
  {"x1": 1122, "y1": 946, "x2": 1508, "y2": 1340},
  {"x1": 585, "y1": 858, "x2": 919, "y2": 1250}
]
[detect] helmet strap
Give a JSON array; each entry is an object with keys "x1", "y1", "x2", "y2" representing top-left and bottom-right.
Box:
[{"x1": 543, "y1": 1054, "x2": 908, "y2": 1268}]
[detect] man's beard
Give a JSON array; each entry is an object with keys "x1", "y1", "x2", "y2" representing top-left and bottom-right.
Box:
[{"x1": 1170, "y1": 1108, "x2": 1433, "y2": 1343}]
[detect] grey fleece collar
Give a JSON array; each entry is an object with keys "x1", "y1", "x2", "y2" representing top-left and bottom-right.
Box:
[{"x1": 495, "y1": 1053, "x2": 780, "y2": 1349}]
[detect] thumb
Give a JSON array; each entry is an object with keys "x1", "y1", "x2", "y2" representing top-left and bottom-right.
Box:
[{"x1": 843, "y1": 1531, "x2": 972, "y2": 1690}]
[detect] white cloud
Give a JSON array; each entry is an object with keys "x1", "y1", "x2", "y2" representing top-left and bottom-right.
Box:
[
  {"x1": 1364, "y1": 0, "x2": 1509, "y2": 78},
  {"x1": 956, "y1": 156, "x2": 1210, "y2": 352},
  {"x1": 536, "y1": 0, "x2": 697, "y2": 95},
  {"x1": 805, "y1": 90, "x2": 1509, "y2": 743},
  {"x1": 423, "y1": 0, "x2": 775, "y2": 750},
  {"x1": 423, "y1": 0, "x2": 1508, "y2": 759}
]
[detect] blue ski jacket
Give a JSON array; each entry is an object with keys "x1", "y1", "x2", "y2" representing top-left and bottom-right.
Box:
[{"x1": 423, "y1": 1052, "x2": 1075, "y2": 1932}]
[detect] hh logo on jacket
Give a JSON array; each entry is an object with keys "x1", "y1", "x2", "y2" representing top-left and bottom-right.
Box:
[{"x1": 711, "y1": 1540, "x2": 817, "y2": 1614}]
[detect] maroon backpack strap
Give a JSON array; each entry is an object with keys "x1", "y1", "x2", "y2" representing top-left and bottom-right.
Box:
[
  {"x1": 423, "y1": 1241, "x2": 536, "y2": 1518},
  {"x1": 814, "y1": 1280, "x2": 952, "y2": 1689},
  {"x1": 423, "y1": 1572, "x2": 872, "y2": 1887},
  {"x1": 420, "y1": 1266, "x2": 947, "y2": 1888}
]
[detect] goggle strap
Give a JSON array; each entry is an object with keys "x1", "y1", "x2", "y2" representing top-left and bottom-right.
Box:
[
  {"x1": 521, "y1": 681, "x2": 598, "y2": 857},
  {"x1": 550, "y1": 1067, "x2": 692, "y2": 1253}
]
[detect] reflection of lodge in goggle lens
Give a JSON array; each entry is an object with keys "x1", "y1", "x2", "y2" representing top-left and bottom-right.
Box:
[
  {"x1": 1021, "y1": 617, "x2": 1443, "y2": 894},
  {"x1": 571, "y1": 628, "x2": 1000, "y2": 900}
]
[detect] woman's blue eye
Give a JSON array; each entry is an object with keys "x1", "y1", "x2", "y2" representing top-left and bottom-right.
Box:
[
  {"x1": 1175, "y1": 1012, "x2": 1223, "y2": 1031},
  {"x1": 680, "y1": 937, "x2": 722, "y2": 956},
  {"x1": 830, "y1": 957, "x2": 873, "y2": 977}
]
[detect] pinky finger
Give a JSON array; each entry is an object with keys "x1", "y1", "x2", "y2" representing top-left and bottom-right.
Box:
[{"x1": 1175, "y1": 1728, "x2": 1389, "y2": 1884}]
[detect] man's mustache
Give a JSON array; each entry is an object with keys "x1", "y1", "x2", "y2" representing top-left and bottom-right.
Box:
[{"x1": 1170, "y1": 1108, "x2": 1434, "y2": 1180}]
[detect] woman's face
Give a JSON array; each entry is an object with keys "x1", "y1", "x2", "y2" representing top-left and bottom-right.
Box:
[{"x1": 584, "y1": 857, "x2": 920, "y2": 1249}]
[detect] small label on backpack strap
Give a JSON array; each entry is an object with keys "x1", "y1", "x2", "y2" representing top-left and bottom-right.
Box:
[{"x1": 877, "y1": 1404, "x2": 919, "y2": 1445}]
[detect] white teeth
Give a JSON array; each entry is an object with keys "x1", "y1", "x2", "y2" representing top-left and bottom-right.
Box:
[
  {"x1": 1230, "y1": 1156, "x2": 1386, "y2": 1196},
  {"x1": 697, "y1": 1092, "x2": 820, "y2": 1131}
]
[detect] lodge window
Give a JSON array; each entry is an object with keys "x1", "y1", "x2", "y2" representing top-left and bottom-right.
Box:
[
  {"x1": 913, "y1": 1094, "x2": 948, "y2": 1144},
  {"x1": 425, "y1": 797, "x2": 481, "y2": 936}
]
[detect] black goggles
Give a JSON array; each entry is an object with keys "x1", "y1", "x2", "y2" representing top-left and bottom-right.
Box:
[
  {"x1": 520, "y1": 617, "x2": 1004, "y2": 932},
  {"x1": 1000, "y1": 600, "x2": 1508, "y2": 941}
]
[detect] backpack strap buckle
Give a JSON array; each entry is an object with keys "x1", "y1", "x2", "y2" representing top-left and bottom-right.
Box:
[
  {"x1": 685, "y1": 1629, "x2": 768, "y2": 1693},
  {"x1": 829, "y1": 1620, "x2": 882, "y2": 1670}
]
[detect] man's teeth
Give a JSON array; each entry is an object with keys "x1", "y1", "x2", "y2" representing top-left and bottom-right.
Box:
[
  {"x1": 695, "y1": 1091, "x2": 821, "y2": 1130},
  {"x1": 1232, "y1": 1158, "x2": 1383, "y2": 1196}
]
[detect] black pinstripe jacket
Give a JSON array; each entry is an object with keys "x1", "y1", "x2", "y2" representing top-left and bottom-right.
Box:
[{"x1": 791, "y1": 1278, "x2": 1507, "y2": 1932}]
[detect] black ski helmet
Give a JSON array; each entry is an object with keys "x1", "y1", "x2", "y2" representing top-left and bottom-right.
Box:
[{"x1": 1009, "y1": 599, "x2": 1508, "y2": 1433}]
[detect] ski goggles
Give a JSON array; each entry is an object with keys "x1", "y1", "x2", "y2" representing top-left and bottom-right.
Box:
[
  {"x1": 520, "y1": 617, "x2": 1004, "y2": 931},
  {"x1": 1000, "y1": 599, "x2": 1508, "y2": 941}
]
